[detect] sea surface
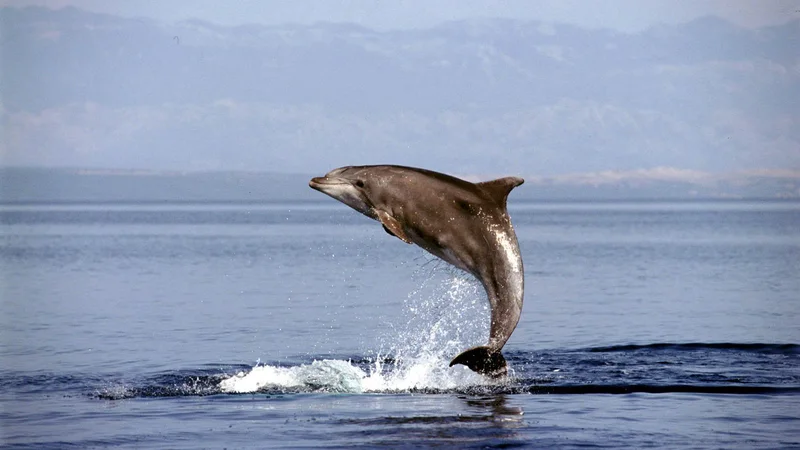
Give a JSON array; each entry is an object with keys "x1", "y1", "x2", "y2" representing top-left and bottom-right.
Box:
[{"x1": 1, "y1": 200, "x2": 799, "y2": 448}]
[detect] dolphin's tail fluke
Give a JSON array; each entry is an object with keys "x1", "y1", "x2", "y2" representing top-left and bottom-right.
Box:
[{"x1": 449, "y1": 346, "x2": 508, "y2": 378}]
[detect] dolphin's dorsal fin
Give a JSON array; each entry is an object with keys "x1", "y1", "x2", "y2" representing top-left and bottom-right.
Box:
[{"x1": 477, "y1": 177, "x2": 524, "y2": 207}]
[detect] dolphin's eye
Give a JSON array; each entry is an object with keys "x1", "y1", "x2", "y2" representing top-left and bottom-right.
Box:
[{"x1": 355, "y1": 180, "x2": 365, "y2": 188}]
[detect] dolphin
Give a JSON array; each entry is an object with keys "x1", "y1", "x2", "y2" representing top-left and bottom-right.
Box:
[{"x1": 309, "y1": 165, "x2": 524, "y2": 377}]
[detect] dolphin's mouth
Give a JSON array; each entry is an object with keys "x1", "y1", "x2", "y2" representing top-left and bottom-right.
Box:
[{"x1": 309, "y1": 176, "x2": 350, "y2": 192}]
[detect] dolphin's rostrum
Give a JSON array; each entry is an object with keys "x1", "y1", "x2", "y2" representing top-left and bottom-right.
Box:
[{"x1": 309, "y1": 165, "x2": 524, "y2": 377}]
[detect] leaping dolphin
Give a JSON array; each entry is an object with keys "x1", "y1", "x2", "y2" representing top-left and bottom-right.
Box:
[{"x1": 309, "y1": 165, "x2": 524, "y2": 377}]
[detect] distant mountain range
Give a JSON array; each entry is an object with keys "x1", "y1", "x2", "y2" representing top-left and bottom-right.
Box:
[{"x1": 1, "y1": 6, "x2": 798, "y2": 177}]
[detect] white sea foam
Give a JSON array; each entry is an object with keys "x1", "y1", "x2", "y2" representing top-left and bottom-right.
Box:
[
  {"x1": 220, "y1": 267, "x2": 500, "y2": 394},
  {"x1": 219, "y1": 359, "x2": 366, "y2": 393}
]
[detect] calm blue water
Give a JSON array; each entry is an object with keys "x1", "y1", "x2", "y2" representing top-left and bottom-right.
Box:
[{"x1": 1, "y1": 200, "x2": 799, "y2": 448}]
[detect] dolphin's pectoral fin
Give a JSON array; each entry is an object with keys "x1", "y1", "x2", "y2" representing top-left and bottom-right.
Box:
[
  {"x1": 449, "y1": 346, "x2": 508, "y2": 378},
  {"x1": 377, "y1": 210, "x2": 412, "y2": 244},
  {"x1": 476, "y1": 177, "x2": 524, "y2": 207},
  {"x1": 382, "y1": 224, "x2": 410, "y2": 242}
]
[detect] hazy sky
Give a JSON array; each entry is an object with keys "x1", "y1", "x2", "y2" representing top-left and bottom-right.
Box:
[
  {"x1": 1, "y1": 1, "x2": 798, "y2": 177},
  {"x1": 4, "y1": 0, "x2": 800, "y2": 31}
]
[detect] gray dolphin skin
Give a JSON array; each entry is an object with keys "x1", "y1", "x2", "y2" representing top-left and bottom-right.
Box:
[{"x1": 309, "y1": 165, "x2": 524, "y2": 377}]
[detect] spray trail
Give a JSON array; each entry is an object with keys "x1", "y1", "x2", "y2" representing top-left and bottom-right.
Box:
[{"x1": 220, "y1": 263, "x2": 498, "y2": 393}]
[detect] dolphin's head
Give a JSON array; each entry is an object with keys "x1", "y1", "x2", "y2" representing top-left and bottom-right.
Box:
[{"x1": 309, "y1": 166, "x2": 378, "y2": 218}]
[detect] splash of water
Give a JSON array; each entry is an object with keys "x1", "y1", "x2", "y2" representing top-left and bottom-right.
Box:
[
  {"x1": 366, "y1": 266, "x2": 492, "y2": 390},
  {"x1": 219, "y1": 359, "x2": 366, "y2": 393},
  {"x1": 220, "y1": 263, "x2": 500, "y2": 394}
]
